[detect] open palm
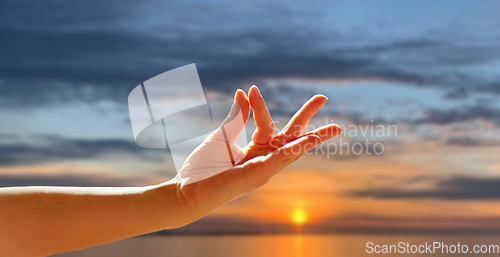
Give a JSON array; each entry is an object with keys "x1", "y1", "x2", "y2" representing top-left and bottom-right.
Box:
[{"x1": 173, "y1": 85, "x2": 342, "y2": 225}]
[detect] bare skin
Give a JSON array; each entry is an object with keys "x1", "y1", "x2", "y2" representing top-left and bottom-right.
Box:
[{"x1": 0, "y1": 86, "x2": 342, "y2": 256}]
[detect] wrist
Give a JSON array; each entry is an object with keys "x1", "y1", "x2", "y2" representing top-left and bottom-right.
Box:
[{"x1": 148, "y1": 179, "x2": 197, "y2": 229}]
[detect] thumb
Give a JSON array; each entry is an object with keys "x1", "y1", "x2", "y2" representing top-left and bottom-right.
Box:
[{"x1": 210, "y1": 89, "x2": 250, "y2": 143}]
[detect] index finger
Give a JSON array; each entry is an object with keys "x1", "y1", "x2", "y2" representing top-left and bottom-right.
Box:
[{"x1": 249, "y1": 85, "x2": 275, "y2": 145}]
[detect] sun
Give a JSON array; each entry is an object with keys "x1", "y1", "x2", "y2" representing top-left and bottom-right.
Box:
[{"x1": 291, "y1": 207, "x2": 308, "y2": 225}]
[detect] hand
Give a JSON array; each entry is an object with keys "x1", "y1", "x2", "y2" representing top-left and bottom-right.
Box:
[
  {"x1": 171, "y1": 85, "x2": 342, "y2": 225},
  {"x1": 0, "y1": 86, "x2": 341, "y2": 256}
]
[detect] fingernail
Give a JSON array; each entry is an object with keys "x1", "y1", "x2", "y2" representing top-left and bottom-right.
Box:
[
  {"x1": 256, "y1": 86, "x2": 263, "y2": 97},
  {"x1": 336, "y1": 125, "x2": 342, "y2": 135},
  {"x1": 234, "y1": 89, "x2": 243, "y2": 101},
  {"x1": 251, "y1": 85, "x2": 261, "y2": 95}
]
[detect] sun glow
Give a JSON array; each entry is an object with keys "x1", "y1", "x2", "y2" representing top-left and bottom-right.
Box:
[{"x1": 291, "y1": 207, "x2": 308, "y2": 225}]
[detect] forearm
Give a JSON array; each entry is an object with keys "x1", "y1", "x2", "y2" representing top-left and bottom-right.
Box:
[{"x1": 0, "y1": 181, "x2": 184, "y2": 256}]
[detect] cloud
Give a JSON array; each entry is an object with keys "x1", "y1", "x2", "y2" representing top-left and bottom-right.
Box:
[
  {"x1": 1, "y1": 1, "x2": 500, "y2": 107},
  {"x1": 348, "y1": 176, "x2": 500, "y2": 200},
  {"x1": 444, "y1": 136, "x2": 500, "y2": 147},
  {"x1": 0, "y1": 134, "x2": 168, "y2": 166},
  {"x1": 415, "y1": 105, "x2": 500, "y2": 125},
  {"x1": 0, "y1": 174, "x2": 146, "y2": 187},
  {"x1": 153, "y1": 214, "x2": 500, "y2": 235}
]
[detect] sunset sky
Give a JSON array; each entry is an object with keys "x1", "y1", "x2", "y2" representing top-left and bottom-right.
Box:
[{"x1": 1, "y1": 0, "x2": 500, "y2": 234}]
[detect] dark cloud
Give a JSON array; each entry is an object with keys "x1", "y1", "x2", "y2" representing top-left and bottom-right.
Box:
[
  {"x1": 348, "y1": 176, "x2": 500, "y2": 200},
  {"x1": 444, "y1": 136, "x2": 500, "y2": 147},
  {"x1": 415, "y1": 105, "x2": 500, "y2": 125},
  {"x1": 0, "y1": 134, "x2": 168, "y2": 165},
  {"x1": 154, "y1": 214, "x2": 500, "y2": 235},
  {"x1": 1, "y1": 0, "x2": 500, "y2": 107},
  {"x1": 0, "y1": 174, "x2": 146, "y2": 187}
]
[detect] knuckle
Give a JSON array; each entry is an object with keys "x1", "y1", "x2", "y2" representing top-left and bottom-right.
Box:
[
  {"x1": 248, "y1": 157, "x2": 266, "y2": 171},
  {"x1": 256, "y1": 159, "x2": 266, "y2": 170}
]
